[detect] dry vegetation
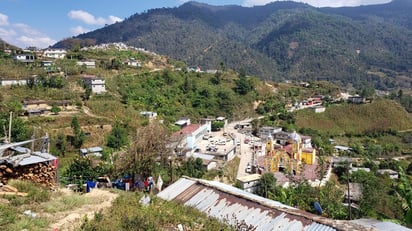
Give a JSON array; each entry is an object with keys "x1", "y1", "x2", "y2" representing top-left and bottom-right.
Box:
[{"x1": 295, "y1": 99, "x2": 412, "y2": 136}]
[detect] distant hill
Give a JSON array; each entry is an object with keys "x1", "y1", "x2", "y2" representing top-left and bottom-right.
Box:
[
  {"x1": 53, "y1": 0, "x2": 412, "y2": 89},
  {"x1": 295, "y1": 99, "x2": 412, "y2": 136},
  {"x1": 0, "y1": 38, "x2": 19, "y2": 51}
]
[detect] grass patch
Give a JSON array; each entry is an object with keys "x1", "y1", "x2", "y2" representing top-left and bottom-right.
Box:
[
  {"x1": 41, "y1": 193, "x2": 92, "y2": 213},
  {"x1": 80, "y1": 191, "x2": 234, "y2": 231},
  {"x1": 4, "y1": 216, "x2": 49, "y2": 231},
  {"x1": 7, "y1": 180, "x2": 51, "y2": 205},
  {"x1": 0, "y1": 180, "x2": 51, "y2": 231},
  {"x1": 0, "y1": 204, "x2": 18, "y2": 227}
]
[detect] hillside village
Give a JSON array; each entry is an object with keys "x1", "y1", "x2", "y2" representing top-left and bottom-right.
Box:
[{"x1": 0, "y1": 43, "x2": 412, "y2": 231}]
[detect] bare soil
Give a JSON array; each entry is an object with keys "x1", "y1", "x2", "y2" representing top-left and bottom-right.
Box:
[{"x1": 47, "y1": 188, "x2": 118, "y2": 231}]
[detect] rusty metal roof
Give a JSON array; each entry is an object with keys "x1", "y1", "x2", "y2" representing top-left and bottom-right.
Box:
[{"x1": 157, "y1": 177, "x2": 375, "y2": 231}]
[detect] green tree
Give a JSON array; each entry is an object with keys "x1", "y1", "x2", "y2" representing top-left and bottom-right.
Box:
[
  {"x1": 71, "y1": 116, "x2": 85, "y2": 148},
  {"x1": 83, "y1": 87, "x2": 92, "y2": 101},
  {"x1": 51, "y1": 105, "x2": 61, "y2": 115},
  {"x1": 4, "y1": 101, "x2": 24, "y2": 115},
  {"x1": 234, "y1": 75, "x2": 254, "y2": 95},
  {"x1": 179, "y1": 157, "x2": 205, "y2": 178},
  {"x1": 211, "y1": 121, "x2": 224, "y2": 131},
  {"x1": 65, "y1": 157, "x2": 98, "y2": 183},
  {"x1": 257, "y1": 173, "x2": 279, "y2": 199},
  {"x1": 106, "y1": 121, "x2": 129, "y2": 150},
  {"x1": 0, "y1": 113, "x2": 31, "y2": 142},
  {"x1": 319, "y1": 181, "x2": 347, "y2": 219},
  {"x1": 54, "y1": 132, "x2": 67, "y2": 157},
  {"x1": 359, "y1": 85, "x2": 375, "y2": 98}
]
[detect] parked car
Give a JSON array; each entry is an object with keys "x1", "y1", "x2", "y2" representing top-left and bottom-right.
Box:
[
  {"x1": 245, "y1": 163, "x2": 252, "y2": 173},
  {"x1": 96, "y1": 176, "x2": 111, "y2": 188}
]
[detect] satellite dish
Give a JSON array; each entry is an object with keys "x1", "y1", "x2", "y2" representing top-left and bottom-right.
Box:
[{"x1": 314, "y1": 201, "x2": 323, "y2": 215}]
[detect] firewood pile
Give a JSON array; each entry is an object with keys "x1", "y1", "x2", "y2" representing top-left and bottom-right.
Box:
[
  {"x1": 0, "y1": 183, "x2": 27, "y2": 196},
  {"x1": 0, "y1": 162, "x2": 57, "y2": 187}
]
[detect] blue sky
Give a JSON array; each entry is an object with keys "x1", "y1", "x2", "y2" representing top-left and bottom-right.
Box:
[{"x1": 0, "y1": 0, "x2": 391, "y2": 49}]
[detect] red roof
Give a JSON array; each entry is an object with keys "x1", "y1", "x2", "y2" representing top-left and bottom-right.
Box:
[{"x1": 174, "y1": 124, "x2": 201, "y2": 136}]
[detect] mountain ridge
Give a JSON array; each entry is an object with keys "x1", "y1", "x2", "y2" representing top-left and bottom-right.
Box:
[{"x1": 53, "y1": 0, "x2": 412, "y2": 89}]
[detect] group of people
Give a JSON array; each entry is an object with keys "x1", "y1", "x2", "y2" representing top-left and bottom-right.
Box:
[
  {"x1": 133, "y1": 175, "x2": 163, "y2": 193},
  {"x1": 144, "y1": 176, "x2": 154, "y2": 192}
]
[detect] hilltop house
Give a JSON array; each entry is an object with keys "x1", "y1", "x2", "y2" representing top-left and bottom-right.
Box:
[
  {"x1": 82, "y1": 75, "x2": 106, "y2": 94},
  {"x1": 125, "y1": 58, "x2": 141, "y2": 67},
  {"x1": 43, "y1": 49, "x2": 67, "y2": 59}
]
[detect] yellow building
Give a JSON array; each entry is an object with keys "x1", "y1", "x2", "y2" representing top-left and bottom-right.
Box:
[{"x1": 264, "y1": 131, "x2": 316, "y2": 175}]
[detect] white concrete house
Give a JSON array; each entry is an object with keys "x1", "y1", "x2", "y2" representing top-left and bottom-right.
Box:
[
  {"x1": 43, "y1": 49, "x2": 67, "y2": 59},
  {"x1": 83, "y1": 75, "x2": 106, "y2": 94},
  {"x1": 77, "y1": 60, "x2": 96, "y2": 68}
]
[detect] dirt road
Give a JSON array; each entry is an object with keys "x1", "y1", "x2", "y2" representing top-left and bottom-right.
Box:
[{"x1": 48, "y1": 188, "x2": 118, "y2": 231}]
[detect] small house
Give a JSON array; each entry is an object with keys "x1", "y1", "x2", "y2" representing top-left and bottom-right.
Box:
[
  {"x1": 191, "y1": 152, "x2": 217, "y2": 171},
  {"x1": 43, "y1": 49, "x2": 67, "y2": 59},
  {"x1": 82, "y1": 75, "x2": 106, "y2": 94},
  {"x1": 377, "y1": 169, "x2": 399, "y2": 179},
  {"x1": 140, "y1": 111, "x2": 158, "y2": 120},
  {"x1": 258, "y1": 126, "x2": 282, "y2": 139},
  {"x1": 125, "y1": 58, "x2": 141, "y2": 67},
  {"x1": 236, "y1": 174, "x2": 261, "y2": 193},
  {"x1": 348, "y1": 96, "x2": 366, "y2": 104},
  {"x1": 80, "y1": 146, "x2": 103, "y2": 157},
  {"x1": 1, "y1": 78, "x2": 28, "y2": 86},
  {"x1": 41, "y1": 60, "x2": 54, "y2": 67},
  {"x1": 77, "y1": 60, "x2": 96, "y2": 68},
  {"x1": 13, "y1": 54, "x2": 36, "y2": 63}
]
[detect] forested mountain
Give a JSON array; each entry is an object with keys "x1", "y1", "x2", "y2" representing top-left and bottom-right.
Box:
[{"x1": 53, "y1": 0, "x2": 412, "y2": 89}]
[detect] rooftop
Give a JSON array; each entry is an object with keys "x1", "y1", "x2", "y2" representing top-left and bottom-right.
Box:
[{"x1": 158, "y1": 177, "x2": 376, "y2": 231}]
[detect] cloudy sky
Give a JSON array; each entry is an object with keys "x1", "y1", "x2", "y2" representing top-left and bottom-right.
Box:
[{"x1": 0, "y1": 0, "x2": 391, "y2": 49}]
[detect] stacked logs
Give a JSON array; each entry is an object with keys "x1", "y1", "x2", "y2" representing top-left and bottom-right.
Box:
[
  {"x1": 0, "y1": 162, "x2": 57, "y2": 187},
  {"x1": 0, "y1": 183, "x2": 28, "y2": 196}
]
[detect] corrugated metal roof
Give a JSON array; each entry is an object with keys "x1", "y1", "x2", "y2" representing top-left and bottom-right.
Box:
[
  {"x1": 87, "y1": 146, "x2": 102, "y2": 152},
  {"x1": 158, "y1": 177, "x2": 376, "y2": 231},
  {"x1": 18, "y1": 152, "x2": 57, "y2": 166},
  {"x1": 7, "y1": 152, "x2": 57, "y2": 166},
  {"x1": 351, "y1": 219, "x2": 412, "y2": 231}
]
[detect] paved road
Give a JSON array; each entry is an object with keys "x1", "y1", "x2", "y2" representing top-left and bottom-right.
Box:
[{"x1": 224, "y1": 118, "x2": 258, "y2": 179}]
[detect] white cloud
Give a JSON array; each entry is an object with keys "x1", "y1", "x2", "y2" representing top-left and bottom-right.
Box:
[
  {"x1": 107, "y1": 15, "x2": 122, "y2": 24},
  {"x1": 17, "y1": 35, "x2": 56, "y2": 49},
  {"x1": 68, "y1": 10, "x2": 123, "y2": 26},
  {"x1": 0, "y1": 19, "x2": 56, "y2": 48},
  {"x1": 70, "y1": 26, "x2": 90, "y2": 35},
  {"x1": 0, "y1": 13, "x2": 9, "y2": 26},
  {"x1": 242, "y1": 0, "x2": 391, "y2": 7}
]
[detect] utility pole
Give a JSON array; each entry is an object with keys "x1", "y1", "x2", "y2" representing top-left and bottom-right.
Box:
[
  {"x1": 8, "y1": 111, "x2": 12, "y2": 143},
  {"x1": 346, "y1": 162, "x2": 352, "y2": 220}
]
